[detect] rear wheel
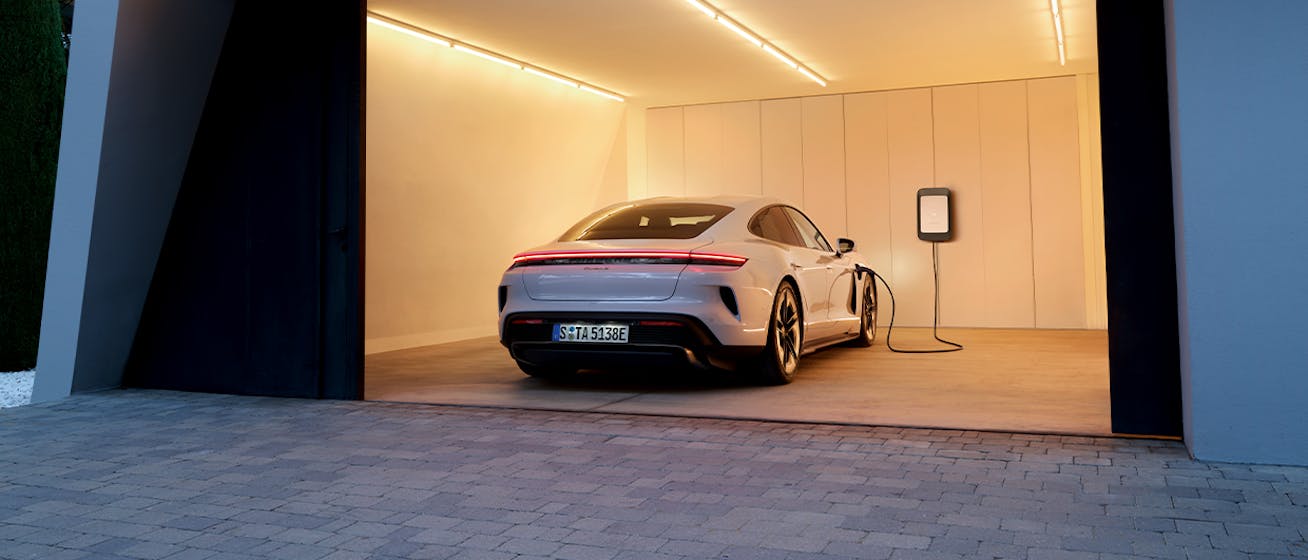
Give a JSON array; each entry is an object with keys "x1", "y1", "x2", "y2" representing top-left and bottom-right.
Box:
[
  {"x1": 516, "y1": 361, "x2": 574, "y2": 381},
  {"x1": 849, "y1": 278, "x2": 878, "y2": 347},
  {"x1": 758, "y1": 282, "x2": 802, "y2": 385}
]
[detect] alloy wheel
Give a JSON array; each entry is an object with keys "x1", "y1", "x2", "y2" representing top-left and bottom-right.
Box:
[
  {"x1": 774, "y1": 287, "x2": 801, "y2": 374},
  {"x1": 862, "y1": 284, "x2": 877, "y2": 339}
]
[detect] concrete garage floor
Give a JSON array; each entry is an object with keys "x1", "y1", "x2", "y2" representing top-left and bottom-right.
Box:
[{"x1": 366, "y1": 328, "x2": 1111, "y2": 436}]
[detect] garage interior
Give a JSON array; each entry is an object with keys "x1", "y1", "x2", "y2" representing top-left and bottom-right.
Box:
[{"x1": 361, "y1": 0, "x2": 1114, "y2": 435}]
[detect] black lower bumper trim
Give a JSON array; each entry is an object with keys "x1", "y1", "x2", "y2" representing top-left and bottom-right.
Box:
[
  {"x1": 511, "y1": 342, "x2": 710, "y2": 370},
  {"x1": 511, "y1": 343, "x2": 764, "y2": 372}
]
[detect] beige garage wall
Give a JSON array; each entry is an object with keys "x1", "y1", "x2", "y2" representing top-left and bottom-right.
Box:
[
  {"x1": 641, "y1": 76, "x2": 1107, "y2": 329},
  {"x1": 365, "y1": 28, "x2": 627, "y2": 354}
]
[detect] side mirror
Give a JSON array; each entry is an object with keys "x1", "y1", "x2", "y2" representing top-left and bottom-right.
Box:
[{"x1": 837, "y1": 238, "x2": 856, "y2": 254}]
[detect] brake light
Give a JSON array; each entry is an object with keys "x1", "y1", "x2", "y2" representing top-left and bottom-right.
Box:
[
  {"x1": 637, "y1": 320, "x2": 683, "y2": 327},
  {"x1": 509, "y1": 250, "x2": 747, "y2": 268},
  {"x1": 511, "y1": 318, "x2": 545, "y2": 325}
]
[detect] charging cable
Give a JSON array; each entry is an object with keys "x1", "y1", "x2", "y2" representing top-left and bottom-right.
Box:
[{"x1": 855, "y1": 242, "x2": 963, "y2": 354}]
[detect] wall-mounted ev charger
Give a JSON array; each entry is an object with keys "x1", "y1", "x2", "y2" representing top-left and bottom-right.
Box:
[
  {"x1": 857, "y1": 187, "x2": 963, "y2": 354},
  {"x1": 917, "y1": 187, "x2": 952, "y2": 242}
]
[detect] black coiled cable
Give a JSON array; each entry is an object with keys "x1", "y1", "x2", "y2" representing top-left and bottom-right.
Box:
[{"x1": 855, "y1": 242, "x2": 963, "y2": 354}]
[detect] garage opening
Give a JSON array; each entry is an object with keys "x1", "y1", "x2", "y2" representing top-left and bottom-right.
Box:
[{"x1": 360, "y1": 1, "x2": 1164, "y2": 436}]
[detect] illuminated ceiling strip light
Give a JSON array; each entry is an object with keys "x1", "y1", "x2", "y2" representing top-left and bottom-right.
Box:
[
  {"x1": 524, "y1": 67, "x2": 578, "y2": 88},
  {"x1": 796, "y1": 66, "x2": 827, "y2": 88},
  {"x1": 453, "y1": 44, "x2": 521, "y2": 70},
  {"x1": 366, "y1": 12, "x2": 625, "y2": 102},
  {"x1": 366, "y1": 16, "x2": 451, "y2": 47},
  {"x1": 715, "y1": 16, "x2": 762, "y2": 47},
  {"x1": 685, "y1": 0, "x2": 716, "y2": 18},
  {"x1": 762, "y1": 44, "x2": 798, "y2": 69},
  {"x1": 1049, "y1": 0, "x2": 1066, "y2": 66},
  {"x1": 580, "y1": 85, "x2": 624, "y2": 102},
  {"x1": 682, "y1": 0, "x2": 827, "y2": 87}
]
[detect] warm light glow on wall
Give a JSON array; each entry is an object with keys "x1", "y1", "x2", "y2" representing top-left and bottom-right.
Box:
[
  {"x1": 366, "y1": 12, "x2": 625, "y2": 102},
  {"x1": 683, "y1": 0, "x2": 827, "y2": 87},
  {"x1": 1049, "y1": 0, "x2": 1067, "y2": 66}
]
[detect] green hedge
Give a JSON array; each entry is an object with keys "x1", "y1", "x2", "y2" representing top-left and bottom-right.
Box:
[{"x1": 0, "y1": 0, "x2": 66, "y2": 371}]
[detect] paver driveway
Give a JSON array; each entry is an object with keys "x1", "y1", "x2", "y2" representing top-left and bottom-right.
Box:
[{"x1": 1, "y1": 390, "x2": 1306, "y2": 559}]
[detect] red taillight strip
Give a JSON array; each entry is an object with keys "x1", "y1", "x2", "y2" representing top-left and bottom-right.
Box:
[
  {"x1": 687, "y1": 252, "x2": 749, "y2": 266},
  {"x1": 513, "y1": 250, "x2": 687, "y2": 263},
  {"x1": 510, "y1": 250, "x2": 747, "y2": 268}
]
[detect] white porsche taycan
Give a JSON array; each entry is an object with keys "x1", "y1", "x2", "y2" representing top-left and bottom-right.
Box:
[{"x1": 498, "y1": 196, "x2": 877, "y2": 384}]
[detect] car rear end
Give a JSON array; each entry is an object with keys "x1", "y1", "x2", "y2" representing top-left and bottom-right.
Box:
[{"x1": 497, "y1": 201, "x2": 764, "y2": 373}]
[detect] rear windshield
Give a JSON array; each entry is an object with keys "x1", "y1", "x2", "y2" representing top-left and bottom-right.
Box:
[{"x1": 560, "y1": 203, "x2": 734, "y2": 241}]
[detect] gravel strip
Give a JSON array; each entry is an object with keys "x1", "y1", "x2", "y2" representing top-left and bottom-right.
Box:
[{"x1": 0, "y1": 370, "x2": 34, "y2": 408}]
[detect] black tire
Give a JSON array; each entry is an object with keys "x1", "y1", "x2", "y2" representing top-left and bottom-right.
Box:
[
  {"x1": 849, "y1": 277, "x2": 878, "y2": 347},
  {"x1": 516, "y1": 361, "x2": 574, "y2": 381},
  {"x1": 758, "y1": 282, "x2": 802, "y2": 385}
]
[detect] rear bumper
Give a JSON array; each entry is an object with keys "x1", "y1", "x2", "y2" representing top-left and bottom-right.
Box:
[
  {"x1": 499, "y1": 265, "x2": 775, "y2": 348},
  {"x1": 501, "y1": 312, "x2": 761, "y2": 371}
]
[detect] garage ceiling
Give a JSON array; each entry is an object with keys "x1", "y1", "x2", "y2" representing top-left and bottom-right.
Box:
[{"x1": 366, "y1": 0, "x2": 1099, "y2": 107}]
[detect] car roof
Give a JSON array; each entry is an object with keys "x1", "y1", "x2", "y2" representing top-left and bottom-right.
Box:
[{"x1": 624, "y1": 195, "x2": 789, "y2": 213}]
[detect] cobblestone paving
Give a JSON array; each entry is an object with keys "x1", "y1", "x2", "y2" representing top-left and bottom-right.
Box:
[{"x1": 1, "y1": 390, "x2": 1306, "y2": 560}]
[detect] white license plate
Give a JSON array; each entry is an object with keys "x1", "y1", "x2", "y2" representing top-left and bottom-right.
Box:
[{"x1": 553, "y1": 323, "x2": 629, "y2": 343}]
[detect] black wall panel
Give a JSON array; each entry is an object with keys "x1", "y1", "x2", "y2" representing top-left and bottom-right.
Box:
[
  {"x1": 1099, "y1": 1, "x2": 1184, "y2": 436},
  {"x1": 127, "y1": 1, "x2": 362, "y2": 398}
]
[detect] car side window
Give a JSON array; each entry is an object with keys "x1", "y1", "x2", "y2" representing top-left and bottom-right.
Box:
[
  {"x1": 783, "y1": 207, "x2": 833, "y2": 252},
  {"x1": 749, "y1": 207, "x2": 804, "y2": 247}
]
